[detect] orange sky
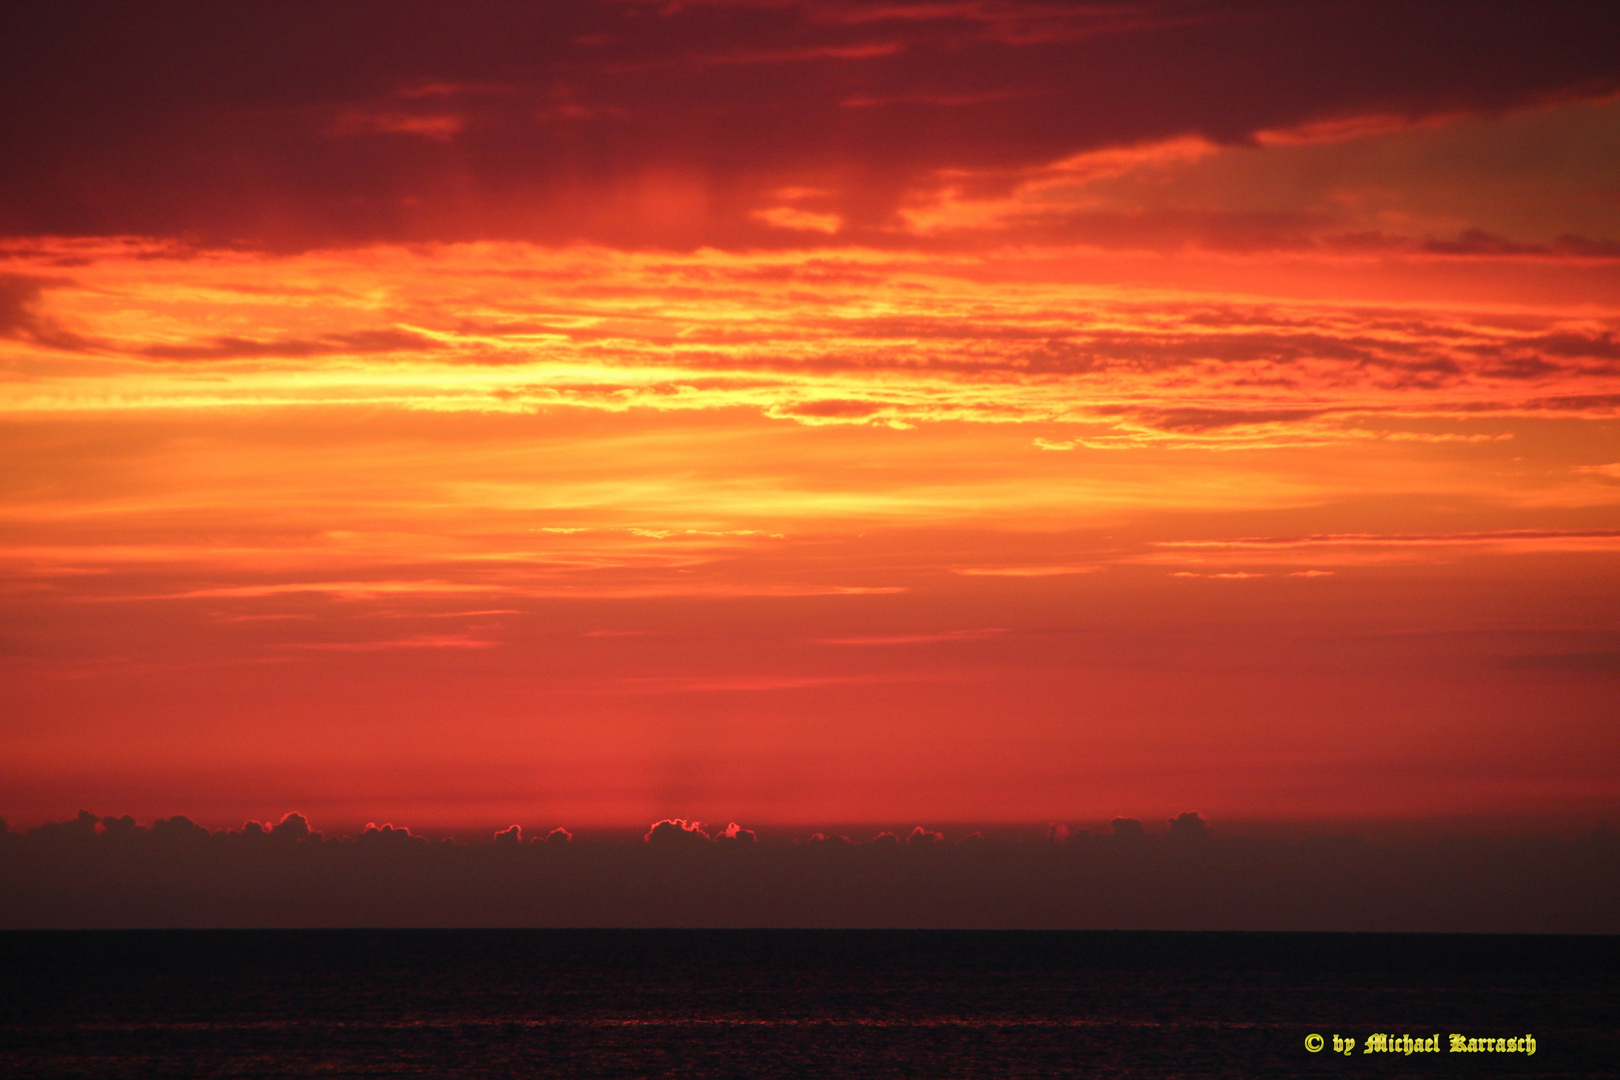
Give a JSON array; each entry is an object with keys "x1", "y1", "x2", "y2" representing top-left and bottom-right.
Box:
[{"x1": 2, "y1": 1, "x2": 1618, "y2": 832}]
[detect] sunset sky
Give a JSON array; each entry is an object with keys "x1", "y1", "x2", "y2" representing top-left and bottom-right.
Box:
[{"x1": 3, "y1": 1, "x2": 1618, "y2": 834}]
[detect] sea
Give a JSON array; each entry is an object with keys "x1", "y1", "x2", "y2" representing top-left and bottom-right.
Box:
[{"x1": 0, "y1": 930, "x2": 1614, "y2": 1078}]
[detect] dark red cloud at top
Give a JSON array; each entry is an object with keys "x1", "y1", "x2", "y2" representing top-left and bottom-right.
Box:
[{"x1": 2, "y1": 1, "x2": 1616, "y2": 248}]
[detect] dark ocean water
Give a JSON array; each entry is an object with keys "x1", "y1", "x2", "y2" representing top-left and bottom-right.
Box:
[{"x1": 0, "y1": 930, "x2": 1613, "y2": 1078}]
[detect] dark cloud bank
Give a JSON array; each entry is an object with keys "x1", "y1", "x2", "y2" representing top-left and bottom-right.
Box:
[
  {"x1": 3, "y1": 0, "x2": 1616, "y2": 247},
  {"x1": 2, "y1": 812, "x2": 1615, "y2": 931}
]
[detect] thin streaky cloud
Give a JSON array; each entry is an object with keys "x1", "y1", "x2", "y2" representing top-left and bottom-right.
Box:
[
  {"x1": 951, "y1": 566, "x2": 1101, "y2": 577},
  {"x1": 814, "y1": 628, "x2": 1011, "y2": 645},
  {"x1": 1153, "y1": 529, "x2": 1620, "y2": 549},
  {"x1": 280, "y1": 635, "x2": 499, "y2": 652},
  {"x1": 612, "y1": 672, "x2": 951, "y2": 693}
]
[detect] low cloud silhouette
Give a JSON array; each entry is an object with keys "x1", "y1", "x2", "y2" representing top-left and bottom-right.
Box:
[
  {"x1": 1169, "y1": 812, "x2": 1208, "y2": 841},
  {"x1": 271, "y1": 812, "x2": 313, "y2": 841},
  {"x1": 645, "y1": 818, "x2": 710, "y2": 846},
  {"x1": 357, "y1": 823, "x2": 428, "y2": 848},
  {"x1": 0, "y1": 812, "x2": 1615, "y2": 931},
  {"x1": 1110, "y1": 817, "x2": 1146, "y2": 840},
  {"x1": 716, "y1": 822, "x2": 757, "y2": 844}
]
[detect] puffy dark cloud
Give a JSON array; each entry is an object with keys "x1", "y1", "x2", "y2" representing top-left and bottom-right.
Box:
[
  {"x1": 1110, "y1": 816, "x2": 1146, "y2": 839},
  {"x1": 1168, "y1": 811, "x2": 1208, "y2": 841},
  {"x1": 357, "y1": 823, "x2": 429, "y2": 848},
  {"x1": 645, "y1": 818, "x2": 712, "y2": 845},
  {"x1": 98, "y1": 814, "x2": 139, "y2": 841},
  {"x1": 150, "y1": 815, "x2": 211, "y2": 845},
  {"x1": 271, "y1": 812, "x2": 313, "y2": 841},
  {"x1": 25, "y1": 809, "x2": 100, "y2": 843},
  {"x1": 643, "y1": 819, "x2": 760, "y2": 845}
]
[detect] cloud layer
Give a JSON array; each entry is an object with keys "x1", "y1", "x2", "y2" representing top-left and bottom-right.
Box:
[
  {"x1": 4, "y1": 1, "x2": 1618, "y2": 248},
  {"x1": 2, "y1": 3, "x2": 1617, "y2": 833},
  {"x1": 2, "y1": 810, "x2": 1616, "y2": 931}
]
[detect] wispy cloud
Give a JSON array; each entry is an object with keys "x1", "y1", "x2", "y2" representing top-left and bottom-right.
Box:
[
  {"x1": 1153, "y1": 530, "x2": 1620, "y2": 552},
  {"x1": 8, "y1": 240, "x2": 1616, "y2": 450},
  {"x1": 815, "y1": 628, "x2": 1009, "y2": 645},
  {"x1": 951, "y1": 566, "x2": 1100, "y2": 577},
  {"x1": 613, "y1": 671, "x2": 946, "y2": 693},
  {"x1": 282, "y1": 634, "x2": 498, "y2": 652}
]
